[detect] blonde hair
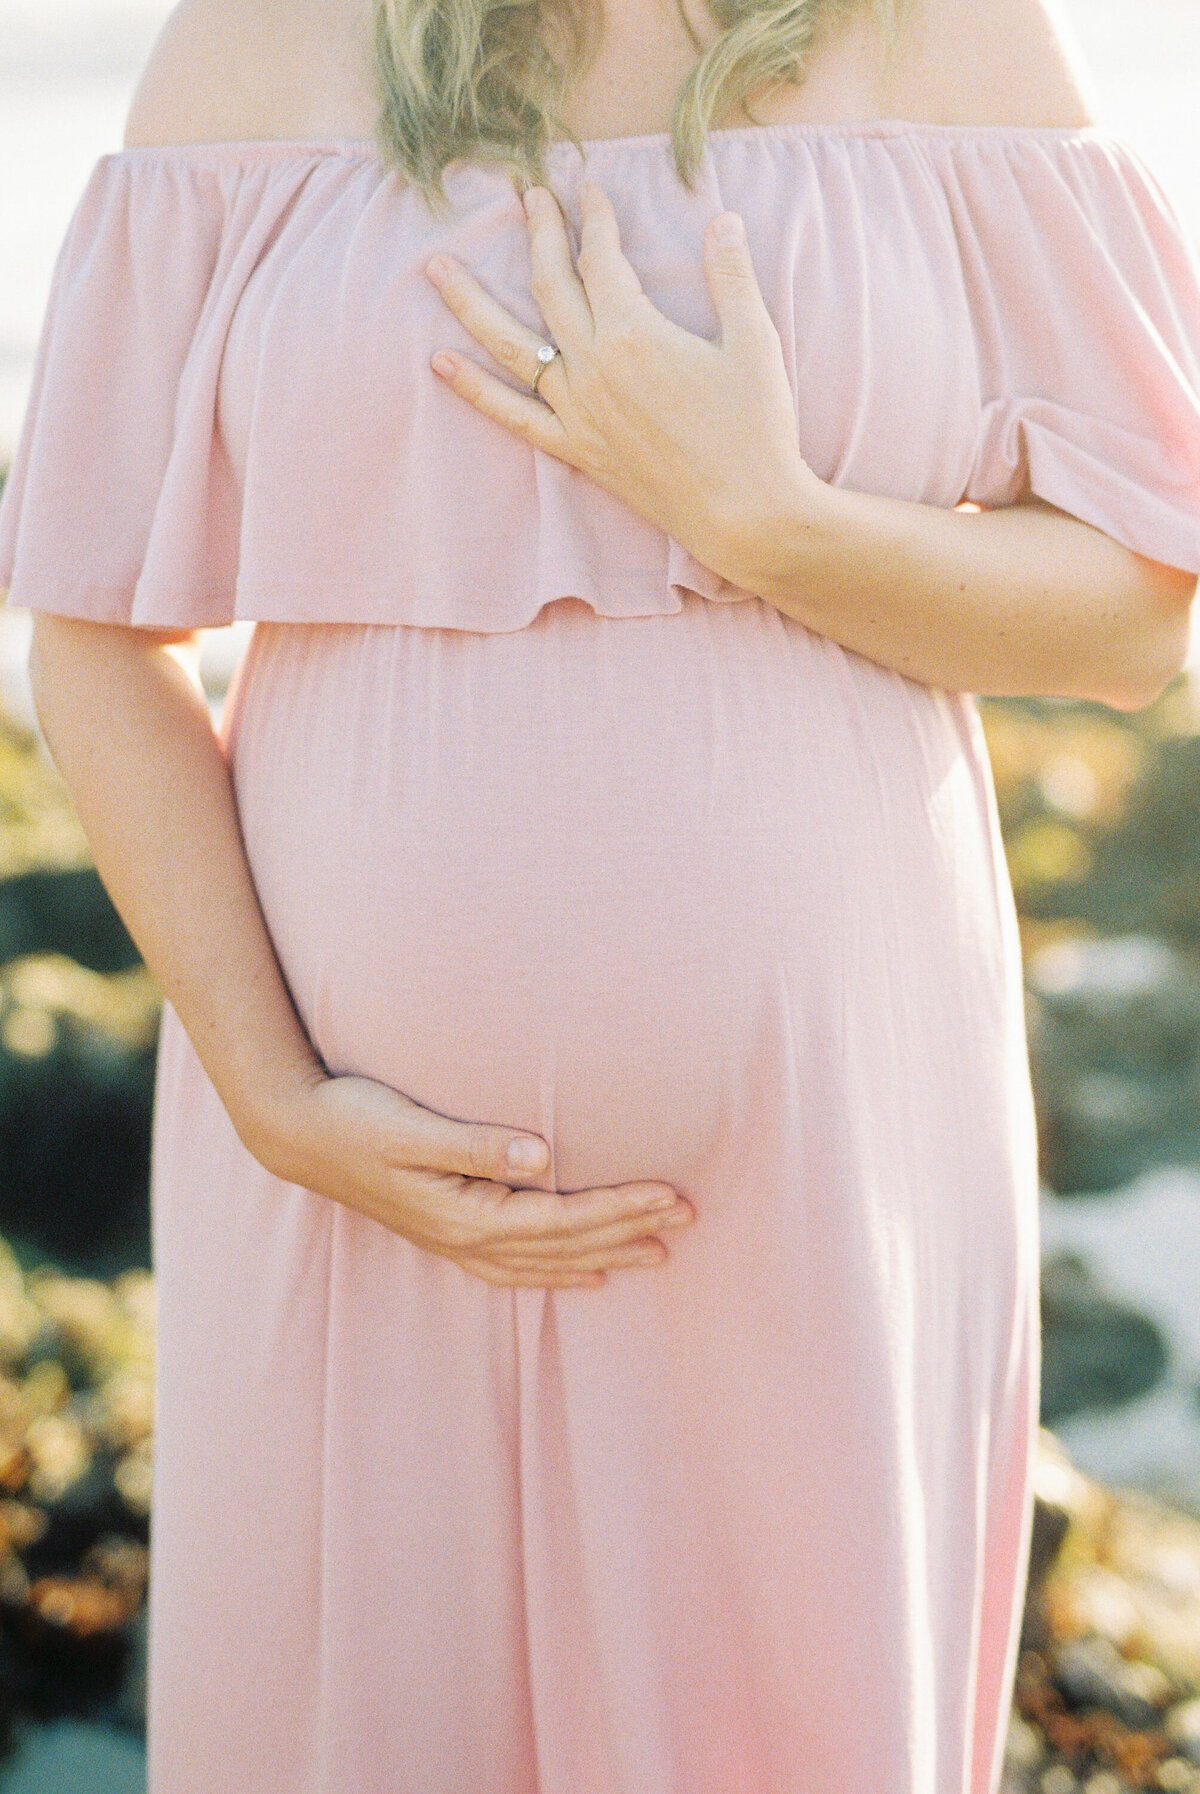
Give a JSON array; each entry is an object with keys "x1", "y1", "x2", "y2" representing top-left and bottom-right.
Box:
[{"x1": 374, "y1": 0, "x2": 902, "y2": 212}]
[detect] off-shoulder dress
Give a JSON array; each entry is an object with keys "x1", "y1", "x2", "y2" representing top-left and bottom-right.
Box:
[{"x1": 3, "y1": 120, "x2": 1200, "y2": 1794}]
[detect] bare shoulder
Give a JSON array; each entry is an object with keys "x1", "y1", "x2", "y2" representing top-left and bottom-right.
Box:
[
  {"x1": 122, "y1": 0, "x2": 377, "y2": 148},
  {"x1": 877, "y1": 0, "x2": 1100, "y2": 128}
]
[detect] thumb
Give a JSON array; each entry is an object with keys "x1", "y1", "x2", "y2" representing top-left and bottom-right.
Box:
[{"x1": 703, "y1": 211, "x2": 767, "y2": 345}]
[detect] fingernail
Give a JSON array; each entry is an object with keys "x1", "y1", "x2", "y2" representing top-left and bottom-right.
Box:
[
  {"x1": 425, "y1": 255, "x2": 449, "y2": 282},
  {"x1": 649, "y1": 1189, "x2": 678, "y2": 1210},
  {"x1": 431, "y1": 351, "x2": 455, "y2": 377},
  {"x1": 507, "y1": 1137, "x2": 549, "y2": 1172},
  {"x1": 712, "y1": 212, "x2": 745, "y2": 246}
]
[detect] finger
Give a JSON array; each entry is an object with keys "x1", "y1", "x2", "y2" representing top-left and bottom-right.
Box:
[
  {"x1": 575, "y1": 180, "x2": 645, "y2": 320},
  {"x1": 467, "y1": 1179, "x2": 682, "y2": 1245},
  {"x1": 487, "y1": 1203, "x2": 693, "y2": 1262},
  {"x1": 701, "y1": 210, "x2": 772, "y2": 349},
  {"x1": 389, "y1": 1095, "x2": 551, "y2": 1183},
  {"x1": 522, "y1": 185, "x2": 593, "y2": 349},
  {"x1": 425, "y1": 254, "x2": 561, "y2": 391},
  {"x1": 456, "y1": 1255, "x2": 606, "y2": 1290},
  {"x1": 492, "y1": 1238, "x2": 669, "y2": 1274},
  {"x1": 431, "y1": 349, "x2": 578, "y2": 459}
]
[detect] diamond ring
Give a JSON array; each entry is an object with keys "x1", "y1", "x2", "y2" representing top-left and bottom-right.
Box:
[{"x1": 530, "y1": 341, "x2": 560, "y2": 395}]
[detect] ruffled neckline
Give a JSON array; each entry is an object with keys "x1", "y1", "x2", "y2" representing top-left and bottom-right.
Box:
[
  {"x1": 4, "y1": 104, "x2": 1198, "y2": 635},
  {"x1": 109, "y1": 116, "x2": 1113, "y2": 166}
]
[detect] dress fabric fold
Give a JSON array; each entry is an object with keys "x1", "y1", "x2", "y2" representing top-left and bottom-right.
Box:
[
  {"x1": 1, "y1": 120, "x2": 1199, "y2": 1794},
  {"x1": 2, "y1": 125, "x2": 1199, "y2": 634}
]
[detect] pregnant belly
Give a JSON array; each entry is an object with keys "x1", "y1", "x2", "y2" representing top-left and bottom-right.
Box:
[{"x1": 222, "y1": 594, "x2": 1015, "y2": 1198}]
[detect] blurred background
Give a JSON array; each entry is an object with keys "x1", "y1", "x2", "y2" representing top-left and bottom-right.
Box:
[{"x1": 2, "y1": 1, "x2": 1200, "y2": 1790}]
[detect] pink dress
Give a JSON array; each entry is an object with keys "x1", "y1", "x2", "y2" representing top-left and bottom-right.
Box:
[{"x1": 3, "y1": 120, "x2": 1200, "y2": 1794}]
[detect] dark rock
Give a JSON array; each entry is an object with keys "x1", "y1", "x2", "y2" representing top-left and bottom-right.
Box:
[
  {"x1": 1052, "y1": 1634, "x2": 1166, "y2": 1730},
  {"x1": 1078, "y1": 735, "x2": 1200, "y2": 947},
  {"x1": 1039, "y1": 1252, "x2": 1169, "y2": 1424},
  {"x1": 4, "y1": 1575, "x2": 137, "y2": 1662},
  {"x1": 1034, "y1": 1066, "x2": 1178, "y2": 1195},
  {"x1": 21, "y1": 1322, "x2": 95, "y2": 1396},
  {"x1": 21, "y1": 1454, "x2": 135, "y2": 1576},
  {"x1": 0, "y1": 871, "x2": 139, "y2": 976},
  {"x1": 1026, "y1": 937, "x2": 1200, "y2": 1192},
  {"x1": 0, "y1": 1034, "x2": 154, "y2": 1269}
]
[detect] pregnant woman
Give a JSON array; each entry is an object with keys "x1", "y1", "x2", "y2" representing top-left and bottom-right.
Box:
[{"x1": 3, "y1": 0, "x2": 1200, "y2": 1783}]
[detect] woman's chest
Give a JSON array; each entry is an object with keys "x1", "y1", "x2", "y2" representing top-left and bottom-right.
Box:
[{"x1": 215, "y1": 147, "x2": 984, "y2": 515}]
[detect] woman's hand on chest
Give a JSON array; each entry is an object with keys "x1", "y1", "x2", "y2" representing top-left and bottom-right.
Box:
[{"x1": 423, "y1": 179, "x2": 823, "y2": 588}]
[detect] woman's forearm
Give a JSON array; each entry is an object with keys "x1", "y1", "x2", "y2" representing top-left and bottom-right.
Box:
[
  {"x1": 27, "y1": 614, "x2": 324, "y2": 1151},
  {"x1": 734, "y1": 481, "x2": 1197, "y2": 710}
]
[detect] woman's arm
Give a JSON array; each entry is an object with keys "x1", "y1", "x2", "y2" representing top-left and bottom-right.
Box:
[
  {"x1": 423, "y1": 186, "x2": 1198, "y2": 712},
  {"x1": 720, "y1": 484, "x2": 1198, "y2": 711},
  {"x1": 27, "y1": 617, "x2": 322, "y2": 1150},
  {"x1": 26, "y1": 617, "x2": 690, "y2": 1285}
]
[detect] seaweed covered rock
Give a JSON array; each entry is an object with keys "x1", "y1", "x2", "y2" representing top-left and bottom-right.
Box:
[
  {"x1": 0, "y1": 1239, "x2": 154, "y2": 1731},
  {"x1": 0, "y1": 700, "x2": 156, "y2": 1269},
  {"x1": 1005, "y1": 1433, "x2": 1200, "y2": 1793},
  {"x1": 0, "y1": 956, "x2": 158, "y2": 1268}
]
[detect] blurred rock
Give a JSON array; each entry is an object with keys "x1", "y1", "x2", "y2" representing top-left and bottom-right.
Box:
[
  {"x1": 1040, "y1": 1470, "x2": 1200, "y2": 1691},
  {"x1": 0, "y1": 870, "x2": 139, "y2": 975},
  {"x1": 0, "y1": 954, "x2": 158, "y2": 1267},
  {"x1": 1027, "y1": 937, "x2": 1200, "y2": 1193},
  {"x1": 1003, "y1": 1431, "x2": 1200, "y2": 1789},
  {"x1": 0, "y1": 1244, "x2": 43, "y2": 1370},
  {"x1": 0, "y1": 696, "x2": 154, "y2": 1269},
  {"x1": 1007, "y1": 1710, "x2": 1050, "y2": 1775},
  {"x1": 1040, "y1": 1252, "x2": 1169, "y2": 1424},
  {"x1": 1073, "y1": 734, "x2": 1200, "y2": 948},
  {"x1": 0, "y1": 1241, "x2": 158, "y2": 1732},
  {"x1": 1166, "y1": 1698, "x2": 1200, "y2": 1766},
  {"x1": 5, "y1": 1572, "x2": 138, "y2": 1661},
  {"x1": 1054, "y1": 1634, "x2": 1168, "y2": 1729}
]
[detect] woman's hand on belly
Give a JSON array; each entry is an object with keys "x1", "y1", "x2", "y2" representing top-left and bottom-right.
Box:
[{"x1": 251, "y1": 1070, "x2": 695, "y2": 1288}]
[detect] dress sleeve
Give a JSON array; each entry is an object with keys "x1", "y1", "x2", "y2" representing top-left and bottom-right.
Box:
[
  {"x1": 0, "y1": 150, "x2": 308, "y2": 627},
  {"x1": 948, "y1": 133, "x2": 1200, "y2": 573}
]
